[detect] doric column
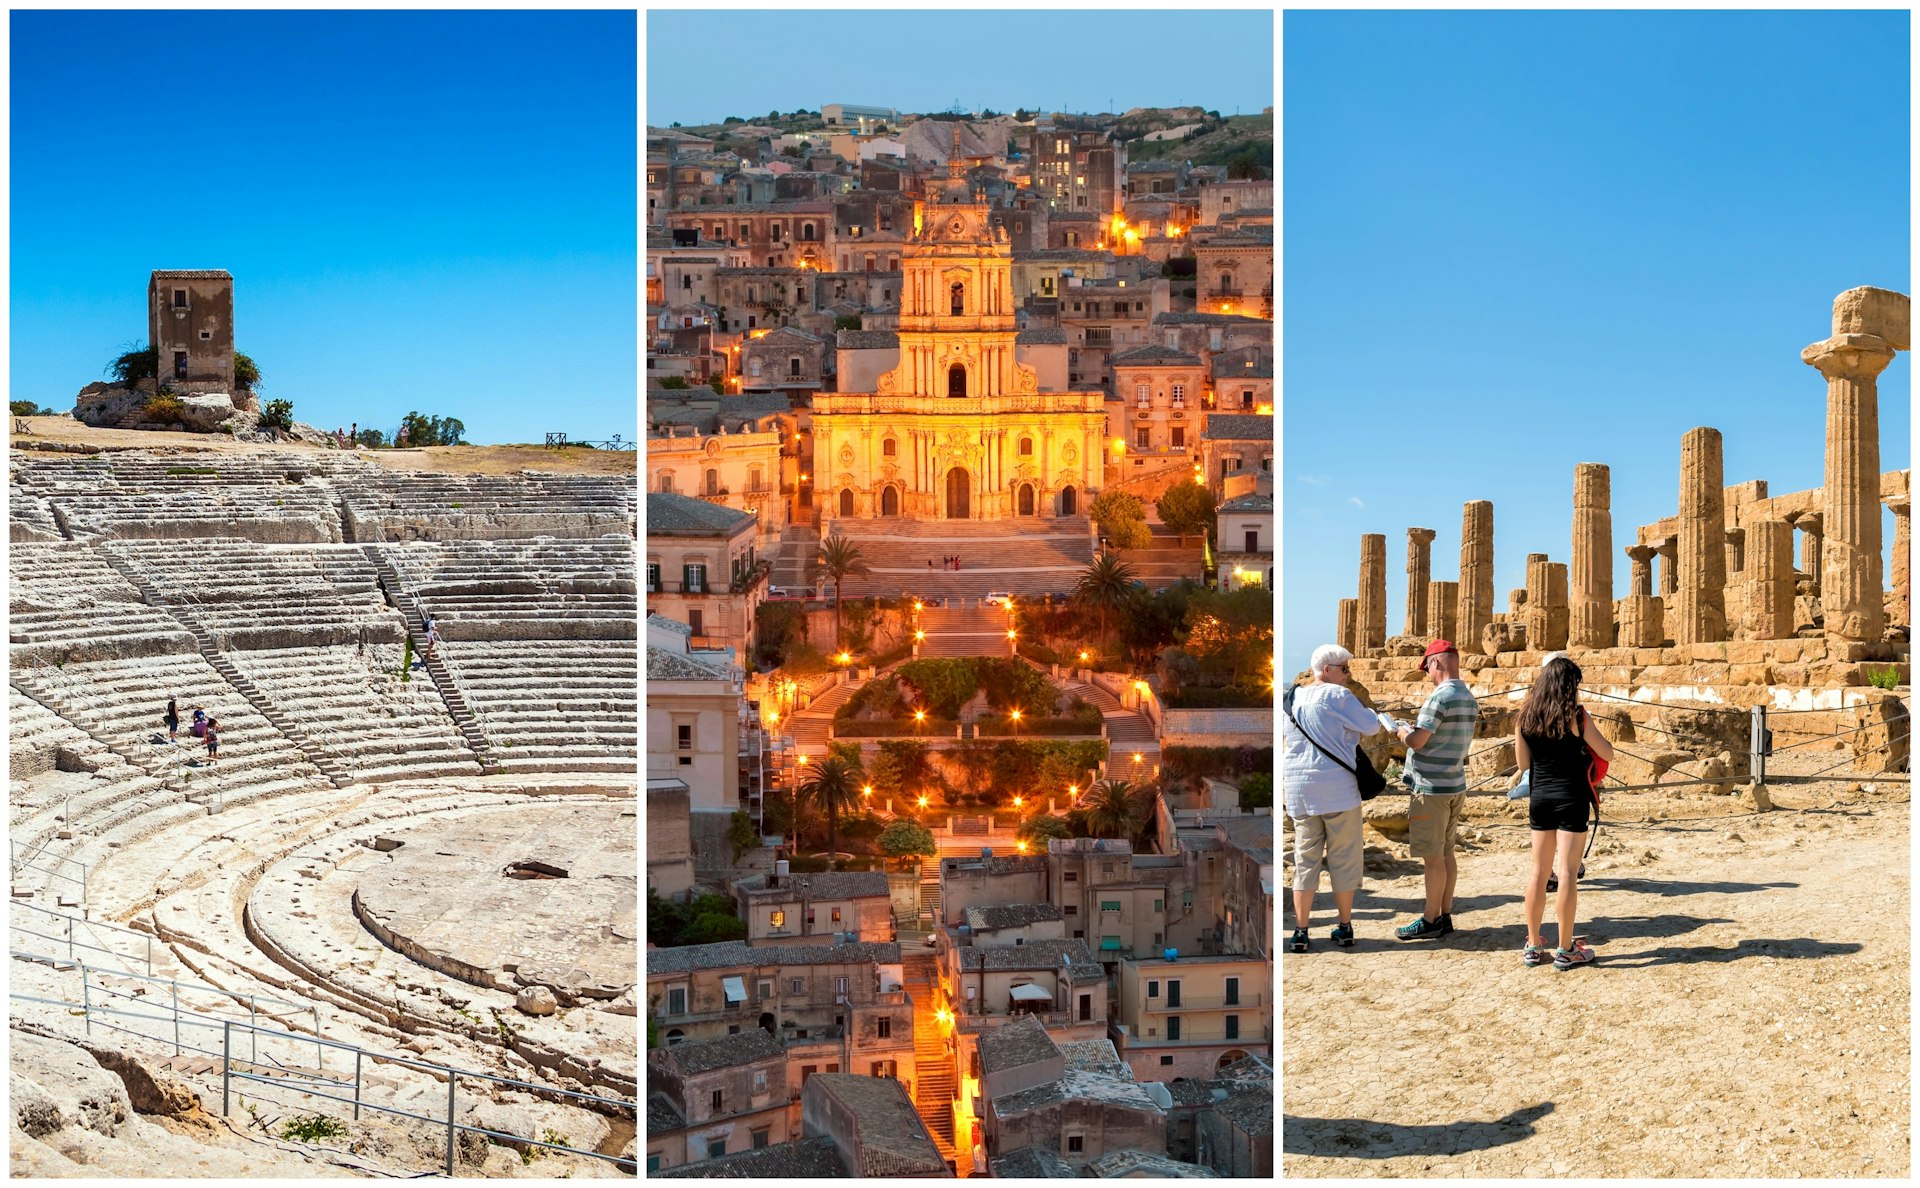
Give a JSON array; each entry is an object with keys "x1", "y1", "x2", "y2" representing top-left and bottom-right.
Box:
[
  {"x1": 1805, "y1": 286, "x2": 1905, "y2": 643},
  {"x1": 1625, "y1": 544, "x2": 1657, "y2": 598},
  {"x1": 1357, "y1": 534, "x2": 1387, "y2": 654},
  {"x1": 1747, "y1": 519, "x2": 1796, "y2": 640},
  {"x1": 1458, "y1": 501, "x2": 1495, "y2": 654},
  {"x1": 1337, "y1": 598, "x2": 1358, "y2": 655},
  {"x1": 1676, "y1": 427, "x2": 1727, "y2": 645},
  {"x1": 1428, "y1": 580, "x2": 1458, "y2": 645},
  {"x1": 1725, "y1": 526, "x2": 1746, "y2": 576},
  {"x1": 1405, "y1": 528, "x2": 1438, "y2": 636},
  {"x1": 1655, "y1": 538, "x2": 1678, "y2": 596},
  {"x1": 1890, "y1": 496, "x2": 1912, "y2": 630},
  {"x1": 1795, "y1": 511, "x2": 1824, "y2": 595},
  {"x1": 1525, "y1": 558, "x2": 1570, "y2": 652},
  {"x1": 1570, "y1": 463, "x2": 1614, "y2": 649}
]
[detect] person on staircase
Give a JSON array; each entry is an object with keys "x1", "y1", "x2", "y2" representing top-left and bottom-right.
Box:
[
  {"x1": 164, "y1": 697, "x2": 179, "y2": 743},
  {"x1": 203, "y1": 717, "x2": 220, "y2": 765}
]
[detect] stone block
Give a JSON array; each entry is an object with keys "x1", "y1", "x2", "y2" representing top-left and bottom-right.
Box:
[
  {"x1": 1851, "y1": 691, "x2": 1911, "y2": 773},
  {"x1": 514, "y1": 985, "x2": 559, "y2": 1016},
  {"x1": 1727, "y1": 664, "x2": 1773, "y2": 686},
  {"x1": 1685, "y1": 642, "x2": 1730, "y2": 664},
  {"x1": 1831, "y1": 286, "x2": 1910, "y2": 351},
  {"x1": 1771, "y1": 663, "x2": 1810, "y2": 686},
  {"x1": 1361, "y1": 795, "x2": 1409, "y2": 842}
]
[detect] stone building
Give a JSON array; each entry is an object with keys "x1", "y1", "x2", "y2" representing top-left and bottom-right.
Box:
[
  {"x1": 1199, "y1": 414, "x2": 1274, "y2": 495},
  {"x1": 666, "y1": 203, "x2": 837, "y2": 270},
  {"x1": 644, "y1": 492, "x2": 766, "y2": 658},
  {"x1": 741, "y1": 325, "x2": 831, "y2": 395},
  {"x1": 645, "y1": 615, "x2": 742, "y2": 813},
  {"x1": 808, "y1": 155, "x2": 1107, "y2": 524},
  {"x1": 647, "y1": 1028, "x2": 795, "y2": 1170},
  {"x1": 1111, "y1": 953, "x2": 1270, "y2": 1081},
  {"x1": 936, "y1": 853, "x2": 1049, "y2": 926},
  {"x1": 1190, "y1": 225, "x2": 1273, "y2": 320},
  {"x1": 646, "y1": 393, "x2": 791, "y2": 535},
  {"x1": 1110, "y1": 344, "x2": 1207, "y2": 456},
  {"x1": 800, "y1": 1073, "x2": 951, "y2": 1177},
  {"x1": 1026, "y1": 127, "x2": 1127, "y2": 216},
  {"x1": 1210, "y1": 346, "x2": 1273, "y2": 413},
  {"x1": 149, "y1": 270, "x2": 235, "y2": 394},
  {"x1": 1060, "y1": 278, "x2": 1170, "y2": 392},
  {"x1": 647, "y1": 779, "x2": 695, "y2": 898},
  {"x1": 733, "y1": 869, "x2": 895, "y2": 947},
  {"x1": 1217, "y1": 483, "x2": 1273, "y2": 592},
  {"x1": 979, "y1": 1032, "x2": 1168, "y2": 1170},
  {"x1": 1194, "y1": 179, "x2": 1272, "y2": 228},
  {"x1": 1151, "y1": 312, "x2": 1273, "y2": 377}
]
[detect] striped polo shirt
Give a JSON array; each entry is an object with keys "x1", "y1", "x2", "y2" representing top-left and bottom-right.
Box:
[{"x1": 1406, "y1": 678, "x2": 1478, "y2": 795}]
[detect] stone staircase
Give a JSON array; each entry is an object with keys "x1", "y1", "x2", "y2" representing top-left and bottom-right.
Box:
[
  {"x1": 772, "y1": 523, "x2": 819, "y2": 592},
  {"x1": 916, "y1": 605, "x2": 1013, "y2": 658},
  {"x1": 1063, "y1": 675, "x2": 1162, "y2": 774},
  {"x1": 100, "y1": 551, "x2": 355, "y2": 790},
  {"x1": 787, "y1": 677, "x2": 859, "y2": 759},
  {"x1": 829, "y1": 518, "x2": 1093, "y2": 600},
  {"x1": 362, "y1": 546, "x2": 499, "y2": 772},
  {"x1": 904, "y1": 954, "x2": 959, "y2": 1168}
]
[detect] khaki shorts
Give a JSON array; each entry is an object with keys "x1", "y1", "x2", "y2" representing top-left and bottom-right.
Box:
[
  {"x1": 1291, "y1": 806, "x2": 1364, "y2": 894},
  {"x1": 1407, "y1": 791, "x2": 1467, "y2": 858}
]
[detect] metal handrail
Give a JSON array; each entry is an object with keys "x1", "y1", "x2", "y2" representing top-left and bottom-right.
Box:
[{"x1": 10, "y1": 902, "x2": 153, "y2": 974}]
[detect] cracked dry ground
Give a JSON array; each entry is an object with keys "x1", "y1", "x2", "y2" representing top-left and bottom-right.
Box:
[{"x1": 1282, "y1": 778, "x2": 1910, "y2": 1177}]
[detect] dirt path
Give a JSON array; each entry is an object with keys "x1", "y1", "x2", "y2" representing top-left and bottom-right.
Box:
[{"x1": 1282, "y1": 776, "x2": 1911, "y2": 1177}]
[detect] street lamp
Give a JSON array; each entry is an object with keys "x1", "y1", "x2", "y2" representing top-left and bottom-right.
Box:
[
  {"x1": 1009, "y1": 708, "x2": 1022, "y2": 740},
  {"x1": 914, "y1": 708, "x2": 927, "y2": 734},
  {"x1": 1132, "y1": 752, "x2": 1143, "y2": 765}
]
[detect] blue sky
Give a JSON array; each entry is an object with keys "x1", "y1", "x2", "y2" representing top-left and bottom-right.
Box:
[
  {"x1": 1283, "y1": 10, "x2": 1910, "y2": 678},
  {"x1": 646, "y1": 10, "x2": 1273, "y2": 127},
  {"x1": 11, "y1": 11, "x2": 637, "y2": 446}
]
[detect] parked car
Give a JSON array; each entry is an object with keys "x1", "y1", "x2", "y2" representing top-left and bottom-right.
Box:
[
  {"x1": 984, "y1": 591, "x2": 1013, "y2": 607},
  {"x1": 767, "y1": 585, "x2": 791, "y2": 600}
]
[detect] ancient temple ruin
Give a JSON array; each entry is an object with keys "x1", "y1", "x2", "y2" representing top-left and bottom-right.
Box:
[{"x1": 1326, "y1": 286, "x2": 1912, "y2": 780}]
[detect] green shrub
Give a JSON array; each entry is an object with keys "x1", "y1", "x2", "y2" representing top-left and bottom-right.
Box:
[
  {"x1": 281, "y1": 1115, "x2": 349, "y2": 1143},
  {"x1": 259, "y1": 398, "x2": 295, "y2": 433},
  {"x1": 141, "y1": 394, "x2": 185, "y2": 425},
  {"x1": 106, "y1": 344, "x2": 158, "y2": 387},
  {"x1": 1867, "y1": 665, "x2": 1902, "y2": 691},
  {"x1": 233, "y1": 351, "x2": 261, "y2": 391}
]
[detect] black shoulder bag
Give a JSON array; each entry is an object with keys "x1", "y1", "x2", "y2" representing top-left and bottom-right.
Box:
[{"x1": 1283, "y1": 685, "x2": 1387, "y2": 800}]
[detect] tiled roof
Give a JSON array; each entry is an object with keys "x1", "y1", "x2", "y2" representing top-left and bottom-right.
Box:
[
  {"x1": 749, "y1": 325, "x2": 825, "y2": 345},
  {"x1": 803, "y1": 1075, "x2": 946, "y2": 1175},
  {"x1": 1201, "y1": 415, "x2": 1273, "y2": 443},
  {"x1": 940, "y1": 853, "x2": 1048, "y2": 876},
  {"x1": 955, "y1": 937, "x2": 1096, "y2": 973},
  {"x1": 653, "y1": 1136, "x2": 847, "y2": 1178},
  {"x1": 1212, "y1": 354, "x2": 1274, "y2": 380},
  {"x1": 647, "y1": 1093, "x2": 686, "y2": 1136},
  {"x1": 738, "y1": 870, "x2": 889, "y2": 900},
  {"x1": 1110, "y1": 344, "x2": 1203, "y2": 367},
  {"x1": 647, "y1": 939, "x2": 900, "y2": 975},
  {"x1": 965, "y1": 902, "x2": 1063, "y2": 931},
  {"x1": 837, "y1": 330, "x2": 900, "y2": 350},
  {"x1": 1152, "y1": 311, "x2": 1268, "y2": 327},
  {"x1": 1216, "y1": 814, "x2": 1275, "y2": 860},
  {"x1": 1214, "y1": 1054, "x2": 1274, "y2": 1082},
  {"x1": 1015, "y1": 327, "x2": 1068, "y2": 345},
  {"x1": 1085, "y1": 1150, "x2": 1219, "y2": 1178},
  {"x1": 151, "y1": 269, "x2": 231, "y2": 278},
  {"x1": 1218, "y1": 492, "x2": 1273, "y2": 514},
  {"x1": 647, "y1": 613, "x2": 693, "y2": 636},
  {"x1": 1057, "y1": 1037, "x2": 1129, "y2": 1078},
  {"x1": 990, "y1": 1147, "x2": 1077, "y2": 1178},
  {"x1": 1209, "y1": 1083, "x2": 1274, "y2": 1137},
  {"x1": 645, "y1": 491, "x2": 755, "y2": 535},
  {"x1": 656, "y1": 1027, "x2": 785, "y2": 1075},
  {"x1": 647, "y1": 647, "x2": 730, "y2": 682},
  {"x1": 1014, "y1": 248, "x2": 1110, "y2": 261},
  {"x1": 976, "y1": 1015, "x2": 1061, "y2": 1076},
  {"x1": 992, "y1": 1069, "x2": 1163, "y2": 1118}
]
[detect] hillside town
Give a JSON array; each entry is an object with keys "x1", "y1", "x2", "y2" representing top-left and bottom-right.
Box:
[{"x1": 645, "y1": 100, "x2": 1273, "y2": 1178}]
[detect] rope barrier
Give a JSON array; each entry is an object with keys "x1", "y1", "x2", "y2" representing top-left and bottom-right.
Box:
[{"x1": 1767, "y1": 716, "x2": 1909, "y2": 756}]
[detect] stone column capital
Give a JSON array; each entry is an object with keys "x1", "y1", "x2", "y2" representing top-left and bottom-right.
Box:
[
  {"x1": 1653, "y1": 537, "x2": 1677, "y2": 557},
  {"x1": 1407, "y1": 527, "x2": 1437, "y2": 545},
  {"x1": 1801, "y1": 333, "x2": 1897, "y2": 382},
  {"x1": 1624, "y1": 544, "x2": 1657, "y2": 563},
  {"x1": 1792, "y1": 511, "x2": 1823, "y2": 534},
  {"x1": 1723, "y1": 526, "x2": 1745, "y2": 543},
  {"x1": 1885, "y1": 495, "x2": 1911, "y2": 515}
]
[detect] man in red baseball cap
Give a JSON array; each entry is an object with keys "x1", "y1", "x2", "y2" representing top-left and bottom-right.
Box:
[{"x1": 1386, "y1": 639, "x2": 1478, "y2": 940}]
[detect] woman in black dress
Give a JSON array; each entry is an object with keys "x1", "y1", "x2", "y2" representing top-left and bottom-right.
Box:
[
  {"x1": 164, "y1": 697, "x2": 179, "y2": 741},
  {"x1": 1514, "y1": 656, "x2": 1612, "y2": 970}
]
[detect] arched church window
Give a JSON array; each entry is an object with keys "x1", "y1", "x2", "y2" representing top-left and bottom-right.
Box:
[
  {"x1": 1019, "y1": 437, "x2": 1034, "y2": 457},
  {"x1": 882, "y1": 437, "x2": 897, "y2": 457},
  {"x1": 951, "y1": 283, "x2": 965, "y2": 316}
]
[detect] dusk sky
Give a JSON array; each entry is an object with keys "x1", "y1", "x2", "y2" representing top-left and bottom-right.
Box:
[
  {"x1": 1283, "y1": 10, "x2": 1910, "y2": 678},
  {"x1": 11, "y1": 10, "x2": 637, "y2": 446},
  {"x1": 646, "y1": 10, "x2": 1274, "y2": 126}
]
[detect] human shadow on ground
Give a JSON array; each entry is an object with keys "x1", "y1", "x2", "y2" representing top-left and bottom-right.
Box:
[
  {"x1": 1287, "y1": 910, "x2": 1739, "y2": 956},
  {"x1": 1597, "y1": 937, "x2": 1863, "y2": 968},
  {"x1": 1579, "y1": 877, "x2": 1798, "y2": 897},
  {"x1": 1283, "y1": 1102, "x2": 1554, "y2": 1159}
]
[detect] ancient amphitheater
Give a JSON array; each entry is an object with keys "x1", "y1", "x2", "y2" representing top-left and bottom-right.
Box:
[{"x1": 8, "y1": 445, "x2": 639, "y2": 1176}]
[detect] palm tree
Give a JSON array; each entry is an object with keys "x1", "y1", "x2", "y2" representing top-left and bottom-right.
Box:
[
  {"x1": 798, "y1": 755, "x2": 863, "y2": 870},
  {"x1": 811, "y1": 534, "x2": 872, "y2": 649},
  {"x1": 1081, "y1": 778, "x2": 1145, "y2": 841},
  {"x1": 1075, "y1": 553, "x2": 1137, "y2": 642}
]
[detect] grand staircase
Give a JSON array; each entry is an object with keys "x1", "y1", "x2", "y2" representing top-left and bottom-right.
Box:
[
  {"x1": 904, "y1": 953, "x2": 960, "y2": 1172},
  {"x1": 1063, "y1": 675, "x2": 1162, "y2": 776},
  {"x1": 916, "y1": 604, "x2": 1013, "y2": 658},
  {"x1": 829, "y1": 518, "x2": 1093, "y2": 600}
]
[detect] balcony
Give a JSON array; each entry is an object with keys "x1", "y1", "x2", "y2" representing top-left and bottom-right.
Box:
[
  {"x1": 1207, "y1": 287, "x2": 1245, "y2": 300},
  {"x1": 1140, "y1": 990, "x2": 1265, "y2": 1012},
  {"x1": 1114, "y1": 1022, "x2": 1273, "y2": 1047}
]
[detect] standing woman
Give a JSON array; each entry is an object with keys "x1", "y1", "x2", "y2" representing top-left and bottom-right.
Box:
[
  {"x1": 1514, "y1": 656, "x2": 1612, "y2": 969},
  {"x1": 164, "y1": 696, "x2": 179, "y2": 742},
  {"x1": 1281, "y1": 643, "x2": 1385, "y2": 952}
]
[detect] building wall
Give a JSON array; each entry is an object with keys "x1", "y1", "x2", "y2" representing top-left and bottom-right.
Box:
[
  {"x1": 745, "y1": 893, "x2": 894, "y2": 946},
  {"x1": 938, "y1": 862, "x2": 1048, "y2": 927},
  {"x1": 648, "y1": 784, "x2": 695, "y2": 897},
  {"x1": 149, "y1": 273, "x2": 235, "y2": 394},
  {"x1": 646, "y1": 685, "x2": 741, "y2": 810},
  {"x1": 647, "y1": 429, "x2": 788, "y2": 535},
  {"x1": 1196, "y1": 180, "x2": 1273, "y2": 227},
  {"x1": 1114, "y1": 956, "x2": 1270, "y2": 1081},
  {"x1": 651, "y1": 957, "x2": 911, "y2": 1051},
  {"x1": 1114, "y1": 363, "x2": 1207, "y2": 454},
  {"x1": 1199, "y1": 1112, "x2": 1272, "y2": 1178},
  {"x1": 1158, "y1": 709, "x2": 1274, "y2": 749},
  {"x1": 645, "y1": 525, "x2": 764, "y2": 656},
  {"x1": 988, "y1": 1099, "x2": 1165, "y2": 1168}
]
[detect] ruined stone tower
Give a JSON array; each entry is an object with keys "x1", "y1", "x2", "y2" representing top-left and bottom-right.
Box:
[{"x1": 148, "y1": 269, "x2": 234, "y2": 394}]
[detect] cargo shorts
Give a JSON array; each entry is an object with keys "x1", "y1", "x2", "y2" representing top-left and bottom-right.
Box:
[{"x1": 1407, "y1": 790, "x2": 1467, "y2": 858}]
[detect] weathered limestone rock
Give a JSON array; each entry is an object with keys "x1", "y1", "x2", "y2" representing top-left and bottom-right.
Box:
[
  {"x1": 514, "y1": 985, "x2": 559, "y2": 1016},
  {"x1": 1358, "y1": 533, "x2": 1387, "y2": 655},
  {"x1": 1337, "y1": 598, "x2": 1358, "y2": 655},
  {"x1": 1655, "y1": 537, "x2": 1679, "y2": 596},
  {"x1": 1570, "y1": 463, "x2": 1615, "y2": 648},
  {"x1": 1380, "y1": 634, "x2": 1427, "y2": 657},
  {"x1": 1676, "y1": 427, "x2": 1728, "y2": 645},
  {"x1": 1508, "y1": 587, "x2": 1528, "y2": 618},
  {"x1": 1459, "y1": 500, "x2": 1495, "y2": 654},
  {"x1": 73, "y1": 383, "x2": 244, "y2": 433},
  {"x1": 1617, "y1": 593, "x2": 1665, "y2": 648},
  {"x1": 1852, "y1": 690, "x2": 1911, "y2": 773},
  {"x1": 1483, "y1": 620, "x2": 1526, "y2": 655},
  {"x1": 1405, "y1": 528, "x2": 1437, "y2": 636},
  {"x1": 1747, "y1": 519, "x2": 1796, "y2": 640},
  {"x1": 1889, "y1": 495, "x2": 1911, "y2": 631},
  {"x1": 1427, "y1": 580, "x2": 1458, "y2": 645},
  {"x1": 1524, "y1": 558, "x2": 1570, "y2": 652},
  {"x1": 1830, "y1": 285, "x2": 1910, "y2": 350},
  {"x1": 1724, "y1": 525, "x2": 1746, "y2": 578}
]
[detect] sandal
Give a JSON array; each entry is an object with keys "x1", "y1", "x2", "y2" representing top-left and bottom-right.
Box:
[
  {"x1": 1522, "y1": 943, "x2": 1550, "y2": 967},
  {"x1": 1289, "y1": 928, "x2": 1311, "y2": 953}
]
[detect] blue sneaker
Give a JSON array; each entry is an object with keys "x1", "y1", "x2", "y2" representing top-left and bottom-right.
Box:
[
  {"x1": 1435, "y1": 913, "x2": 1456, "y2": 936},
  {"x1": 1330, "y1": 921, "x2": 1355, "y2": 948},
  {"x1": 1396, "y1": 916, "x2": 1443, "y2": 941}
]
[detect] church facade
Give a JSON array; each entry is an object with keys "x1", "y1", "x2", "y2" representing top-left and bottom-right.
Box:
[{"x1": 809, "y1": 156, "x2": 1107, "y2": 525}]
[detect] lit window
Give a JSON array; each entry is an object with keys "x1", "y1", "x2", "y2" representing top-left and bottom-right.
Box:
[{"x1": 771, "y1": 910, "x2": 786, "y2": 929}]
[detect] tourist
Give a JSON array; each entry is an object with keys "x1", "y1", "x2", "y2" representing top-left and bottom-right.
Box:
[
  {"x1": 928, "y1": 558, "x2": 935, "y2": 572},
  {"x1": 350, "y1": 421, "x2": 358, "y2": 446},
  {"x1": 1514, "y1": 655, "x2": 1611, "y2": 969},
  {"x1": 1280, "y1": 643, "x2": 1383, "y2": 952},
  {"x1": 164, "y1": 697, "x2": 179, "y2": 742},
  {"x1": 203, "y1": 718, "x2": 220, "y2": 764},
  {"x1": 424, "y1": 624, "x2": 440, "y2": 659},
  {"x1": 397, "y1": 424, "x2": 410, "y2": 448},
  {"x1": 335, "y1": 427, "x2": 347, "y2": 449},
  {"x1": 190, "y1": 707, "x2": 208, "y2": 739},
  {"x1": 1387, "y1": 639, "x2": 1478, "y2": 941}
]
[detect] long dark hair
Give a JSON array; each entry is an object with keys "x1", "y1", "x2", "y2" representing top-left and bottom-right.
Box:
[{"x1": 1517, "y1": 657, "x2": 1584, "y2": 740}]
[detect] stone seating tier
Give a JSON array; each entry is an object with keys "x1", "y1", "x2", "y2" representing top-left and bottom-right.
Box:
[
  {"x1": 10, "y1": 485, "x2": 62, "y2": 542},
  {"x1": 377, "y1": 540, "x2": 638, "y2": 640},
  {"x1": 340, "y1": 476, "x2": 635, "y2": 542},
  {"x1": 12, "y1": 654, "x2": 331, "y2": 807},
  {"x1": 10, "y1": 543, "x2": 200, "y2": 662},
  {"x1": 222, "y1": 646, "x2": 486, "y2": 784},
  {"x1": 437, "y1": 641, "x2": 637, "y2": 770},
  {"x1": 47, "y1": 488, "x2": 345, "y2": 543}
]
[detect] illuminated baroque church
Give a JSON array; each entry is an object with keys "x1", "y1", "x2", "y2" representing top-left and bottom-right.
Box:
[{"x1": 810, "y1": 137, "x2": 1107, "y2": 524}]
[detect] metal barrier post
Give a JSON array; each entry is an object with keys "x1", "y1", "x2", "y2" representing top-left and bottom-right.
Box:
[
  {"x1": 249, "y1": 1000, "x2": 258, "y2": 1064},
  {"x1": 65, "y1": 916, "x2": 74, "y2": 963},
  {"x1": 352, "y1": 1051, "x2": 363, "y2": 1120},
  {"x1": 172, "y1": 982, "x2": 181, "y2": 1055},
  {"x1": 81, "y1": 975, "x2": 90, "y2": 1036},
  {"x1": 1751, "y1": 704, "x2": 1769, "y2": 786},
  {"x1": 221, "y1": 1022, "x2": 232, "y2": 1116},
  {"x1": 145, "y1": 933, "x2": 152, "y2": 977},
  {"x1": 445, "y1": 1072, "x2": 458, "y2": 1176}
]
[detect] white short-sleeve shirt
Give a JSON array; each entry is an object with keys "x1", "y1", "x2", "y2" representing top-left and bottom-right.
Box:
[{"x1": 1281, "y1": 682, "x2": 1384, "y2": 820}]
